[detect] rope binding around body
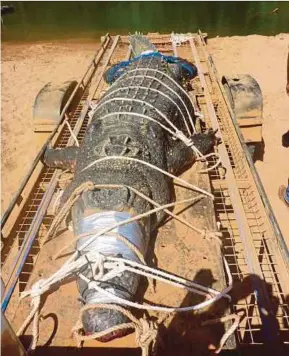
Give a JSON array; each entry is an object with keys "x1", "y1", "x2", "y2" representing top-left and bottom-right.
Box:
[{"x1": 17, "y1": 43, "x2": 234, "y2": 353}]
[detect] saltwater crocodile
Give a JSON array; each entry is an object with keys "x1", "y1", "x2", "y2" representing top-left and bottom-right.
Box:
[{"x1": 43, "y1": 34, "x2": 217, "y2": 340}]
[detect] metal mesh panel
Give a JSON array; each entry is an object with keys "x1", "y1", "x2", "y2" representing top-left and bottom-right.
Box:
[
  {"x1": 2, "y1": 37, "x2": 122, "y2": 299},
  {"x1": 163, "y1": 34, "x2": 289, "y2": 347}
]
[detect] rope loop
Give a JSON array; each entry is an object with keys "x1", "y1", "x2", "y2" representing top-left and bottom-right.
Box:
[
  {"x1": 201, "y1": 312, "x2": 243, "y2": 354},
  {"x1": 135, "y1": 316, "x2": 159, "y2": 356},
  {"x1": 18, "y1": 177, "x2": 230, "y2": 354},
  {"x1": 91, "y1": 252, "x2": 106, "y2": 280},
  {"x1": 72, "y1": 304, "x2": 159, "y2": 356},
  {"x1": 20, "y1": 279, "x2": 46, "y2": 300}
]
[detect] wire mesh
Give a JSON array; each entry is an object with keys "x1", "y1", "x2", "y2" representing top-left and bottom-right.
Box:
[
  {"x1": 2, "y1": 38, "x2": 121, "y2": 296},
  {"x1": 189, "y1": 36, "x2": 289, "y2": 346},
  {"x1": 160, "y1": 34, "x2": 289, "y2": 347}
]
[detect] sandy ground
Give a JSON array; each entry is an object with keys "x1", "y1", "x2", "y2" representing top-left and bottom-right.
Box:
[
  {"x1": 1, "y1": 34, "x2": 288, "y2": 246},
  {"x1": 1, "y1": 41, "x2": 97, "y2": 213}
]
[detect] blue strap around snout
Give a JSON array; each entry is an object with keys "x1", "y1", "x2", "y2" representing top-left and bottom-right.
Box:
[{"x1": 104, "y1": 51, "x2": 198, "y2": 84}]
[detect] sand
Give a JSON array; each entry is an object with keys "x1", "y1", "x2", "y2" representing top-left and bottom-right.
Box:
[{"x1": 1, "y1": 34, "x2": 289, "y2": 246}]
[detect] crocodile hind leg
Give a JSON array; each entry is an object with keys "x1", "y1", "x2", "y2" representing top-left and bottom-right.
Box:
[{"x1": 167, "y1": 129, "x2": 218, "y2": 174}]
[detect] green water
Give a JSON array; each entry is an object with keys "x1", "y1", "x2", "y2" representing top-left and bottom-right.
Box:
[{"x1": 1, "y1": 1, "x2": 289, "y2": 42}]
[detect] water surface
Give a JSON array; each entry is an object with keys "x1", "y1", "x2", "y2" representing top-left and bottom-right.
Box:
[{"x1": 1, "y1": 1, "x2": 289, "y2": 42}]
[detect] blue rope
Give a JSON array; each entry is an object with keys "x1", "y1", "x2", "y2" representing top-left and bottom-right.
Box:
[{"x1": 104, "y1": 52, "x2": 197, "y2": 84}]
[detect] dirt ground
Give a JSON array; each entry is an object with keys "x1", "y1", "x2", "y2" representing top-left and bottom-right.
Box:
[{"x1": 1, "y1": 34, "x2": 288, "y2": 244}]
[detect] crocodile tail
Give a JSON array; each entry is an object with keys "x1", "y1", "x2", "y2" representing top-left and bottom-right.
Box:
[{"x1": 128, "y1": 32, "x2": 157, "y2": 57}]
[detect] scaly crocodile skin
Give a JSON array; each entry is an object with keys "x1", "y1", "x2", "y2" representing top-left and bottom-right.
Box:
[{"x1": 43, "y1": 54, "x2": 216, "y2": 338}]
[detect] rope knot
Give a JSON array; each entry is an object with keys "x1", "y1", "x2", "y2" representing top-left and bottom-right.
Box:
[
  {"x1": 135, "y1": 316, "x2": 158, "y2": 355},
  {"x1": 175, "y1": 130, "x2": 192, "y2": 146},
  {"x1": 83, "y1": 181, "x2": 95, "y2": 192},
  {"x1": 174, "y1": 131, "x2": 206, "y2": 162},
  {"x1": 91, "y1": 252, "x2": 106, "y2": 280},
  {"x1": 20, "y1": 279, "x2": 46, "y2": 300}
]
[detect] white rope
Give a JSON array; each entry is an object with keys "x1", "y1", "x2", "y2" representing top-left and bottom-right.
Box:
[
  {"x1": 72, "y1": 303, "x2": 159, "y2": 355},
  {"x1": 170, "y1": 33, "x2": 192, "y2": 46},
  {"x1": 89, "y1": 54, "x2": 221, "y2": 171},
  {"x1": 196, "y1": 152, "x2": 222, "y2": 174},
  {"x1": 18, "y1": 185, "x2": 232, "y2": 350},
  {"x1": 17, "y1": 282, "x2": 42, "y2": 351},
  {"x1": 87, "y1": 183, "x2": 222, "y2": 241},
  {"x1": 88, "y1": 111, "x2": 182, "y2": 140},
  {"x1": 19, "y1": 240, "x2": 233, "y2": 349},
  {"x1": 44, "y1": 182, "x2": 221, "y2": 263},
  {"x1": 89, "y1": 79, "x2": 220, "y2": 172},
  {"x1": 110, "y1": 72, "x2": 197, "y2": 133},
  {"x1": 78, "y1": 256, "x2": 232, "y2": 312},
  {"x1": 18, "y1": 186, "x2": 231, "y2": 342},
  {"x1": 17, "y1": 50, "x2": 232, "y2": 351},
  {"x1": 52, "y1": 189, "x2": 63, "y2": 216},
  {"x1": 91, "y1": 97, "x2": 190, "y2": 136},
  {"x1": 81, "y1": 155, "x2": 214, "y2": 199},
  {"x1": 111, "y1": 68, "x2": 203, "y2": 129},
  {"x1": 18, "y1": 186, "x2": 229, "y2": 343},
  {"x1": 105, "y1": 255, "x2": 232, "y2": 300},
  {"x1": 91, "y1": 105, "x2": 221, "y2": 173},
  {"x1": 202, "y1": 312, "x2": 243, "y2": 354},
  {"x1": 20, "y1": 251, "x2": 232, "y2": 313},
  {"x1": 65, "y1": 121, "x2": 79, "y2": 147},
  {"x1": 95, "y1": 85, "x2": 193, "y2": 135}
]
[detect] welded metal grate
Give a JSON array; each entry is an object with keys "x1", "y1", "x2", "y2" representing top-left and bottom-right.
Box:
[
  {"x1": 3, "y1": 90, "x2": 90, "y2": 292},
  {"x1": 2, "y1": 36, "x2": 131, "y2": 304},
  {"x1": 211, "y1": 181, "x2": 263, "y2": 345},
  {"x1": 192, "y1": 36, "x2": 289, "y2": 346},
  {"x1": 153, "y1": 34, "x2": 289, "y2": 347}
]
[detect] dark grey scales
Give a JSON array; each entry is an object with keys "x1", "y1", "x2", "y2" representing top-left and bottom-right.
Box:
[{"x1": 43, "y1": 35, "x2": 217, "y2": 340}]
